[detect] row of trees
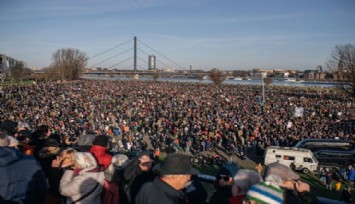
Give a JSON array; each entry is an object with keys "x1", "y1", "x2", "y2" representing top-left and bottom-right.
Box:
[{"x1": 3, "y1": 44, "x2": 355, "y2": 96}]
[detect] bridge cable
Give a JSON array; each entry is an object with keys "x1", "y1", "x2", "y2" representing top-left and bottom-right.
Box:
[
  {"x1": 122, "y1": 64, "x2": 134, "y2": 70},
  {"x1": 108, "y1": 56, "x2": 134, "y2": 69},
  {"x1": 138, "y1": 39, "x2": 187, "y2": 70},
  {"x1": 89, "y1": 39, "x2": 132, "y2": 59},
  {"x1": 90, "y1": 48, "x2": 133, "y2": 67}
]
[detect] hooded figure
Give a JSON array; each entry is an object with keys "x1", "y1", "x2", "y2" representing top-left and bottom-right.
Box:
[
  {"x1": 89, "y1": 135, "x2": 112, "y2": 170},
  {"x1": 0, "y1": 130, "x2": 47, "y2": 204}
]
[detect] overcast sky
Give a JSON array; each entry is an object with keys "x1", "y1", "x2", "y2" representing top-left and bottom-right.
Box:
[{"x1": 1, "y1": 0, "x2": 355, "y2": 71}]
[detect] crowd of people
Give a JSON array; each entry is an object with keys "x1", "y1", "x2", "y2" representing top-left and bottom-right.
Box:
[{"x1": 0, "y1": 79, "x2": 354, "y2": 203}]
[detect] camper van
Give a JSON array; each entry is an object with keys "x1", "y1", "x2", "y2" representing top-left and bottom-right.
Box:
[{"x1": 264, "y1": 146, "x2": 318, "y2": 173}]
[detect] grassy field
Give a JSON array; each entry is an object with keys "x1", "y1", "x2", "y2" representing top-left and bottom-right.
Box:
[
  {"x1": 1, "y1": 80, "x2": 35, "y2": 86},
  {"x1": 300, "y1": 173, "x2": 355, "y2": 201}
]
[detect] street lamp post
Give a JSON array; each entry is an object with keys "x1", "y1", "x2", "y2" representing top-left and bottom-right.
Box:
[{"x1": 262, "y1": 77, "x2": 265, "y2": 105}]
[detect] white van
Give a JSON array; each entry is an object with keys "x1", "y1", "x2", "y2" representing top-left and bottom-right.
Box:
[{"x1": 264, "y1": 146, "x2": 318, "y2": 173}]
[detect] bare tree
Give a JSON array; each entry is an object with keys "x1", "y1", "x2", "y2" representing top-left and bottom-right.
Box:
[
  {"x1": 208, "y1": 68, "x2": 226, "y2": 85},
  {"x1": 10, "y1": 61, "x2": 24, "y2": 83},
  {"x1": 264, "y1": 78, "x2": 273, "y2": 86},
  {"x1": 326, "y1": 44, "x2": 355, "y2": 96},
  {"x1": 195, "y1": 74, "x2": 205, "y2": 81},
  {"x1": 152, "y1": 72, "x2": 159, "y2": 81},
  {"x1": 51, "y1": 48, "x2": 88, "y2": 80}
]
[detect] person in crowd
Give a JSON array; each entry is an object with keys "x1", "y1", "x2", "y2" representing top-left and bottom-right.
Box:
[
  {"x1": 319, "y1": 167, "x2": 327, "y2": 185},
  {"x1": 135, "y1": 153, "x2": 200, "y2": 204},
  {"x1": 263, "y1": 162, "x2": 319, "y2": 204},
  {"x1": 347, "y1": 165, "x2": 355, "y2": 186},
  {"x1": 89, "y1": 135, "x2": 112, "y2": 170},
  {"x1": 210, "y1": 166, "x2": 234, "y2": 204},
  {"x1": 121, "y1": 151, "x2": 155, "y2": 204},
  {"x1": 325, "y1": 170, "x2": 334, "y2": 191},
  {"x1": 16, "y1": 129, "x2": 35, "y2": 155},
  {"x1": 184, "y1": 175, "x2": 208, "y2": 204},
  {"x1": 59, "y1": 152, "x2": 105, "y2": 204},
  {"x1": 102, "y1": 154, "x2": 129, "y2": 204},
  {"x1": 46, "y1": 148, "x2": 77, "y2": 204},
  {"x1": 32, "y1": 125, "x2": 52, "y2": 159},
  {"x1": 340, "y1": 185, "x2": 353, "y2": 203},
  {"x1": 229, "y1": 169, "x2": 262, "y2": 204},
  {"x1": 76, "y1": 132, "x2": 96, "y2": 152},
  {"x1": 244, "y1": 181, "x2": 284, "y2": 204},
  {"x1": 0, "y1": 120, "x2": 18, "y2": 136},
  {"x1": 7, "y1": 135, "x2": 19, "y2": 148},
  {"x1": 38, "y1": 137, "x2": 62, "y2": 178},
  {"x1": 0, "y1": 129, "x2": 47, "y2": 204}
]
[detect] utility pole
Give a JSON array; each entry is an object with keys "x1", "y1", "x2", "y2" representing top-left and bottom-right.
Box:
[
  {"x1": 134, "y1": 36, "x2": 137, "y2": 71},
  {"x1": 262, "y1": 77, "x2": 265, "y2": 105}
]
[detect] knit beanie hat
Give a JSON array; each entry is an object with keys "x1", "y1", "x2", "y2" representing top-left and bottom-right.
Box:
[
  {"x1": 246, "y1": 182, "x2": 284, "y2": 204},
  {"x1": 92, "y1": 135, "x2": 109, "y2": 147}
]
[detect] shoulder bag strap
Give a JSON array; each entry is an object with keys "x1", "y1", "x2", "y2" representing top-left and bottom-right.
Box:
[{"x1": 71, "y1": 182, "x2": 100, "y2": 204}]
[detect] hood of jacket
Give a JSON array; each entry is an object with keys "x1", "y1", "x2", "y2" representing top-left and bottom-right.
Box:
[
  {"x1": 90, "y1": 145, "x2": 108, "y2": 157},
  {"x1": 0, "y1": 147, "x2": 23, "y2": 167}
]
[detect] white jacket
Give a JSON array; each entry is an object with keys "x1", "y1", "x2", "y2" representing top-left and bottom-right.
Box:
[{"x1": 60, "y1": 167, "x2": 105, "y2": 204}]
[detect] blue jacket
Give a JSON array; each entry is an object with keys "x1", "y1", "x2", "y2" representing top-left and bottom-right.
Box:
[
  {"x1": 348, "y1": 169, "x2": 355, "y2": 181},
  {"x1": 0, "y1": 147, "x2": 47, "y2": 204}
]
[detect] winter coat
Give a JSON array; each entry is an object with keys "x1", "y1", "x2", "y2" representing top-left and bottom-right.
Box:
[
  {"x1": 89, "y1": 145, "x2": 112, "y2": 169},
  {"x1": 59, "y1": 167, "x2": 105, "y2": 204},
  {"x1": 282, "y1": 188, "x2": 319, "y2": 204},
  {"x1": 347, "y1": 169, "x2": 355, "y2": 181},
  {"x1": 229, "y1": 195, "x2": 246, "y2": 204},
  {"x1": 135, "y1": 177, "x2": 186, "y2": 204},
  {"x1": 209, "y1": 186, "x2": 232, "y2": 204},
  {"x1": 121, "y1": 158, "x2": 156, "y2": 204},
  {"x1": 0, "y1": 147, "x2": 47, "y2": 204}
]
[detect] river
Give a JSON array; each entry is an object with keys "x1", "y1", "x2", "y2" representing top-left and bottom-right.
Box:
[{"x1": 82, "y1": 75, "x2": 339, "y2": 88}]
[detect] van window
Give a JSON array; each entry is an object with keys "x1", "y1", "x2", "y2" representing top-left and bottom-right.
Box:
[
  {"x1": 283, "y1": 155, "x2": 295, "y2": 160},
  {"x1": 304, "y1": 157, "x2": 313, "y2": 163}
]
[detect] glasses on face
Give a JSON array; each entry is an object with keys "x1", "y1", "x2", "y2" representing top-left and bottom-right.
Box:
[{"x1": 217, "y1": 175, "x2": 230, "y2": 182}]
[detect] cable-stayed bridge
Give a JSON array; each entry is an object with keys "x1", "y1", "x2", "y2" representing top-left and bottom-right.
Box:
[{"x1": 84, "y1": 36, "x2": 207, "y2": 78}]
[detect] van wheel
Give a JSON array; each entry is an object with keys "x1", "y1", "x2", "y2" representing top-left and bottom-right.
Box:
[{"x1": 303, "y1": 168, "x2": 309, "y2": 174}]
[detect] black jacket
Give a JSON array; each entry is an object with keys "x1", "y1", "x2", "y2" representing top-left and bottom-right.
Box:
[
  {"x1": 283, "y1": 188, "x2": 319, "y2": 204},
  {"x1": 209, "y1": 186, "x2": 232, "y2": 204},
  {"x1": 135, "y1": 177, "x2": 186, "y2": 204},
  {"x1": 121, "y1": 158, "x2": 155, "y2": 204}
]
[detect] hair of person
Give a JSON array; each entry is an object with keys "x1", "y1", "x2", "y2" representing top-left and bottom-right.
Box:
[
  {"x1": 36, "y1": 125, "x2": 49, "y2": 137},
  {"x1": 60, "y1": 148, "x2": 77, "y2": 158},
  {"x1": 74, "y1": 152, "x2": 97, "y2": 169},
  {"x1": 264, "y1": 174, "x2": 283, "y2": 187},
  {"x1": 0, "y1": 129, "x2": 9, "y2": 147},
  {"x1": 17, "y1": 121, "x2": 31, "y2": 131},
  {"x1": 233, "y1": 169, "x2": 263, "y2": 194},
  {"x1": 106, "y1": 154, "x2": 129, "y2": 177}
]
